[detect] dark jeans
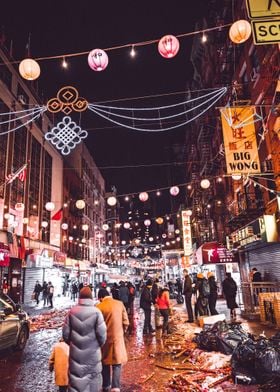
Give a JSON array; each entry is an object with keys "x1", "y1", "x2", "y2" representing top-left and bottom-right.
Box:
[
  {"x1": 143, "y1": 308, "x2": 153, "y2": 332},
  {"x1": 159, "y1": 308, "x2": 170, "y2": 333},
  {"x1": 208, "y1": 293, "x2": 218, "y2": 315},
  {"x1": 34, "y1": 292, "x2": 40, "y2": 305},
  {"x1": 43, "y1": 294, "x2": 48, "y2": 306},
  {"x1": 59, "y1": 386, "x2": 67, "y2": 392},
  {"x1": 49, "y1": 294, "x2": 53, "y2": 308},
  {"x1": 196, "y1": 297, "x2": 209, "y2": 316},
  {"x1": 184, "y1": 292, "x2": 194, "y2": 321},
  {"x1": 102, "y1": 364, "x2": 121, "y2": 390}
]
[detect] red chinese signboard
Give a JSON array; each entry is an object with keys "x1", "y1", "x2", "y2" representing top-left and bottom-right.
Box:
[
  {"x1": 201, "y1": 242, "x2": 236, "y2": 264},
  {"x1": 0, "y1": 249, "x2": 10, "y2": 267}
]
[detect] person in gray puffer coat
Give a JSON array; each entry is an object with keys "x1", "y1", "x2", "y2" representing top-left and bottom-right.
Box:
[{"x1": 63, "y1": 286, "x2": 107, "y2": 392}]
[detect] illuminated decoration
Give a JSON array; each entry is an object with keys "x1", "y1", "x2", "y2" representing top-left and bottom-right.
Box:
[
  {"x1": 4, "y1": 213, "x2": 10, "y2": 220},
  {"x1": 15, "y1": 203, "x2": 25, "y2": 212},
  {"x1": 124, "y1": 196, "x2": 130, "y2": 201},
  {"x1": 19, "y1": 58, "x2": 41, "y2": 81},
  {"x1": 200, "y1": 179, "x2": 210, "y2": 189},
  {"x1": 139, "y1": 192, "x2": 149, "y2": 202},
  {"x1": 23, "y1": 217, "x2": 29, "y2": 224},
  {"x1": 61, "y1": 223, "x2": 68, "y2": 230},
  {"x1": 41, "y1": 221, "x2": 48, "y2": 228},
  {"x1": 158, "y1": 35, "x2": 180, "y2": 58},
  {"x1": 187, "y1": 184, "x2": 192, "y2": 190},
  {"x1": 69, "y1": 236, "x2": 73, "y2": 241},
  {"x1": 144, "y1": 219, "x2": 151, "y2": 227},
  {"x1": 88, "y1": 49, "x2": 109, "y2": 71},
  {"x1": 45, "y1": 202, "x2": 55, "y2": 211},
  {"x1": 81, "y1": 238, "x2": 86, "y2": 243},
  {"x1": 149, "y1": 237, "x2": 154, "y2": 242},
  {"x1": 170, "y1": 186, "x2": 180, "y2": 196},
  {"x1": 76, "y1": 199, "x2": 85, "y2": 209},
  {"x1": 47, "y1": 86, "x2": 88, "y2": 114},
  {"x1": 156, "y1": 191, "x2": 161, "y2": 196},
  {"x1": 121, "y1": 240, "x2": 126, "y2": 245},
  {"x1": 107, "y1": 196, "x2": 117, "y2": 206},
  {"x1": 220, "y1": 107, "x2": 261, "y2": 175},
  {"x1": 156, "y1": 217, "x2": 164, "y2": 225},
  {"x1": 175, "y1": 229, "x2": 180, "y2": 234},
  {"x1": 45, "y1": 116, "x2": 88, "y2": 155},
  {"x1": 229, "y1": 20, "x2": 251, "y2": 44},
  {"x1": 102, "y1": 224, "x2": 109, "y2": 231},
  {"x1": 232, "y1": 174, "x2": 242, "y2": 180},
  {"x1": 185, "y1": 210, "x2": 192, "y2": 216},
  {"x1": 123, "y1": 222, "x2": 131, "y2": 229},
  {"x1": 88, "y1": 87, "x2": 227, "y2": 133},
  {"x1": 82, "y1": 224, "x2": 89, "y2": 231},
  {"x1": 181, "y1": 210, "x2": 192, "y2": 257}
]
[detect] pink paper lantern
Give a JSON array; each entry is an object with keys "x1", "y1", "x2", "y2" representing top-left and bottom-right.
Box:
[
  {"x1": 170, "y1": 186, "x2": 180, "y2": 196},
  {"x1": 139, "y1": 192, "x2": 149, "y2": 202},
  {"x1": 158, "y1": 35, "x2": 180, "y2": 59},
  {"x1": 88, "y1": 49, "x2": 109, "y2": 71}
]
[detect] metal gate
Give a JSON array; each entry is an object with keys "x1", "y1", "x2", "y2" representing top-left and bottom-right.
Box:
[
  {"x1": 23, "y1": 268, "x2": 43, "y2": 304},
  {"x1": 246, "y1": 242, "x2": 280, "y2": 282}
]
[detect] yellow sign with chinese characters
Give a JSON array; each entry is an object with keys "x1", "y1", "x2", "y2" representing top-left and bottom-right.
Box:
[
  {"x1": 246, "y1": 0, "x2": 280, "y2": 19},
  {"x1": 181, "y1": 211, "x2": 192, "y2": 257},
  {"x1": 220, "y1": 106, "x2": 261, "y2": 175}
]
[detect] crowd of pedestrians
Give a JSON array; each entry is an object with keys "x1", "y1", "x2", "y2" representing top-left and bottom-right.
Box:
[{"x1": 32, "y1": 280, "x2": 54, "y2": 308}]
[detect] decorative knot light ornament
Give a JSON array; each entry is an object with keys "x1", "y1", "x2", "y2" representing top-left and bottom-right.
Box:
[{"x1": 45, "y1": 116, "x2": 88, "y2": 155}]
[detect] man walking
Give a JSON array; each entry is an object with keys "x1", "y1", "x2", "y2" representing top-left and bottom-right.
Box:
[
  {"x1": 183, "y1": 269, "x2": 194, "y2": 323},
  {"x1": 63, "y1": 286, "x2": 107, "y2": 392},
  {"x1": 97, "y1": 288, "x2": 129, "y2": 392},
  {"x1": 140, "y1": 279, "x2": 155, "y2": 334}
]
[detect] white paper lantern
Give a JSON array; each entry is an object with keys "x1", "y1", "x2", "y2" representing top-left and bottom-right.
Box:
[
  {"x1": 102, "y1": 223, "x2": 109, "y2": 231},
  {"x1": 139, "y1": 192, "x2": 149, "y2": 202},
  {"x1": 82, "y1": 224, "x2": 89, "y2": 231},
  {"x1": 229, "y1": 20, "x2": 251, "y2": 44},
  {"x1": 121, "y1": 240, "x2": 126, "y2": 245},
  {"x1": 15, "y1": 203, "x2": 25, "y2": 212},
  {"x1": 170, "y1": 186, "x2": 180, "y2": 196},
  {"x1": 144, "y1": 219, "x2": 151, "y2": 227},
  {"x1": 45, "y1": 202, "x2": 55, "y2": 211},
  {"x1": 232, "y1": 174, "x2": 242, "y2": 180},
  {"x1": 123, "y1": 222, "x2": 130, "y2": 229},
  {"x1": 61, "y1": 223, "x2": 68, "y2": 230},
  {"x1": 200, "y1": 179, "x2": 210, "y2": 189},
  {"x1": 107, "y1": 196, "x2": 117, "y2": 206},
  {"x1": 19, "y1": 58, "x2": 41, "y2": 81},
  {"x1": 76, "y1": 199, "x2": 85, "y2": 209},
  {"x1": 41, "y1": 221, "x2": 48, "y2": 228}
]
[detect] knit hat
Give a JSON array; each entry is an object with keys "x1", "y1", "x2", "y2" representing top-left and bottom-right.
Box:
[
  {"x1": 146, "y1": 279, "x2": 153, "y2": 286},
  {"x1": 207, "y1": 272, "x2": 214, "y2": 278},
  {"x1": 197, "y1": 273, "x2": 204, "y2": 279},
  {"x1": 79, "y1": 286, "x2": 93, "y2": 299}
]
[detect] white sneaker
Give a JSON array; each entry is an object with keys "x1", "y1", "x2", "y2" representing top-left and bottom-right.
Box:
[{"x1": 111, "y1": 389, "x2": 120, "y2": 392}]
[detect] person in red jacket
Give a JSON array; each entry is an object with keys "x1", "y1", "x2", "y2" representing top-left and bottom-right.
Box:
[{"x1": 155, "y1": 287, "x2": 171, "y2": 336}]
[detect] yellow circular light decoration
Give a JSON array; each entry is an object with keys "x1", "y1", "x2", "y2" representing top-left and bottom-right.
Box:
[
  {"x1": 61, "y1": 223, "x2": 68, "y2": 230},
  {"x1": 102, "y1": 223, "x2": 109, "y2": 231},
  {"x1": 229, "y1": 20, "x2": 251, "y2": 44},
  {"x1": 19, "y1": 58, "x2": 41, "y2": 81},
  {"x1": 200, "y1": 179, "x2": 210, "y2": 189},
  {"x1": 156, "y1": 217, "x2": 164, "y2": 224},
  {"x1": 107, "y1": 196, "x2": 117, "y2": 206},
  {"x1": 76, "y1": 199, "x2": 85, "y2": 209},
  {"x1": 82, "y1": 224, "x2": 89, "y2": 231}
]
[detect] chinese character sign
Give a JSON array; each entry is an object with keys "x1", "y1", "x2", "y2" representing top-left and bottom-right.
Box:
[
  {"x1": 181, "y1": 211, "x2": 192, "y2": 256},
  {"x1": 220, "y1": 106, "x2": 261, "y2": 174}
]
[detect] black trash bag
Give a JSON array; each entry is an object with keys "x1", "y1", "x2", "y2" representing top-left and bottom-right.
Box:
[
  {"x1": 269, "y1": 332, "x2": 280, "y2": 350},
  {"x1": 233, "y1": 366, "x2": 257, "y2": 385},
  {"x1": 217, "y1": 330, "x2": 246, "y2": 354},
  {"x1": 193, "y1": 331, "x2": 219, "y2": 351},
  {"x1": 231, "y1": 338, "x2": 257, "y2": 382},
  {"x1": 255, "y1": 344, "x2": 280, "y2": 384},
  {"x1": 258, "y1": 375, "x2": 280, "y2": 391}
]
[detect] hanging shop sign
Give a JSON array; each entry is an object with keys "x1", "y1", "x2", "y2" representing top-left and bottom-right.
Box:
[
  {"x1": 198, "y1": 242, "x2": 236, "y2": 265},
  {"x1": 0, "y1": 249, "x2": 10, "y2": 267},
  {"x1": 246, "y1": 0, "x2": 280, "y2": 19},
  {"x1": 181, "y1": 210, "x2": 192, "y2": 257},
  {"x1": 220, "y1": 106, "x2": 261, "y2": 175},
  {"x1": 251, "y1": 18, "x2": 280, "y2": 44},
  {"x1": 53, "y1": 251, "x2": 67, "y2": 266}
]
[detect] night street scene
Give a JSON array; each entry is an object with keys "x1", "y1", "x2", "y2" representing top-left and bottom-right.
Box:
[{"x1": 0, "y1": 0, "x2": 279, "y2": 391}]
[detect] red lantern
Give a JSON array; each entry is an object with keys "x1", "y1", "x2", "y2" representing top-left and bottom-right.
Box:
[
  {"x1": 88, "y1": 49, "x2": 109, "y2": 71},
  {"x1": 158, "y1": 35, "x2": 180, "y2": 59}
]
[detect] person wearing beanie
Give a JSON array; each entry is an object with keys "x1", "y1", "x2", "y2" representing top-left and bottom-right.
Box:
[
  {"x1": 62, "y1": 286, "x2": 107, "y2": 392},
  {"x1": 207, "y1": 272, "x2": 219, "y2": 315},
  {"x1": 139, "y1": 279, "x2": 155, "y2": 334},
  {"x1": 96, "y1": 288, "x2": 129, "y2": 392}
]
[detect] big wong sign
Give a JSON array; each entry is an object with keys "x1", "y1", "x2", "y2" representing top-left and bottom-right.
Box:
[{"x1": 220, "y1": 106, "x2": 261, "y2": 175}]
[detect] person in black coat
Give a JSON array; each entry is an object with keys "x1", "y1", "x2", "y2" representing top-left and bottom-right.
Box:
[
  {"x1": 183, "y1": 269, "x2": 194, "y2": 323},
  {"x1": 222, "y1": 272, "x2": 238, "y2": 319},
  {"x1": 207, "y1": 272, "x2": 219, "y2": 315},
  {"x1": 140, "y1": 279, "x2": 155, "y2": 334}
]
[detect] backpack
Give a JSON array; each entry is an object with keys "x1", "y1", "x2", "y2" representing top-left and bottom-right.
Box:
[{"x1": 201, "y1": 279, "x2": 210, "y2": 297}]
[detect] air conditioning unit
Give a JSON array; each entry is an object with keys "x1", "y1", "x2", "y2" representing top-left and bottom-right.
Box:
[
  {"x1": 18, "y1": 94, "x2": 27, "y2": 105},
  {"x1": 250, "y1": 67, "x2": 259, "y2": 81}
]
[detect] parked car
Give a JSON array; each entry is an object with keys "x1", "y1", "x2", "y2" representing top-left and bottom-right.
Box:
[{"x1": 0, "y1": 293, "x2": 30, "y2": 351}]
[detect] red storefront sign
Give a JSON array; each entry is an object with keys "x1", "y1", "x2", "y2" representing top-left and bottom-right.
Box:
[
  {"x1": 201, "y1": 242, "x2": 236, "y2": 264},
  {"x1": 0, "y1": 249, "x2": 10, "y2": 267},
  {"x1": 53, "y1": 251, "x2": 67, "y2": 266}
]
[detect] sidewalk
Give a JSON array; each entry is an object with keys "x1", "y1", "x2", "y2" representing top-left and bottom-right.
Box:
[{"x1": 22, "y1": 294, "x2": 76, "y2": 317}]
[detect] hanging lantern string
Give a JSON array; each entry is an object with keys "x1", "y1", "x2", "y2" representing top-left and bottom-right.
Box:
[
  {"x1": 0, "y1": 23, "x2": 232, "y2": 66},
  {"x1": 0, "y1": 106, "x2": 45, "y2": 126},
  {"x1": 0, "y1": 108, "x2": 47, "y2": 136}
]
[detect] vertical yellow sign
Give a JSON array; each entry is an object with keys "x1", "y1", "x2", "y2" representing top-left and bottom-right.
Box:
[
  {"x1": 181, "y1": 211, "x2": 192, "y2": 256},
  {"x1": 220, "y1": 106, "x2": 261, "y2": 175}
]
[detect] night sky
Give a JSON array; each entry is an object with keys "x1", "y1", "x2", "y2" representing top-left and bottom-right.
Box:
[{"x1": 1, "y1": 1, "x2": 207, "y2": 212}]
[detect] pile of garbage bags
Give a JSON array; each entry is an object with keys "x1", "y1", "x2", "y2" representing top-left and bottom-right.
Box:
[
  {"x1": 231, "y1": 332, "x2": 280, "y2": 388},
  {"x1": 194, "y1": 321, "x2": 280, "y2": 387},
  {"x1": 194, "y1": 320, "x2": 252, "y2": 355}
]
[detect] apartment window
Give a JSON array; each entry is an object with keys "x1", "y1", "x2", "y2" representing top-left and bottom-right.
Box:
[
  {"x1": 0, "y1": 66, "x2": 12, "y2": 90},
  {"x1": 29, "y1": 136, "x2": 41, "y2": 214}
]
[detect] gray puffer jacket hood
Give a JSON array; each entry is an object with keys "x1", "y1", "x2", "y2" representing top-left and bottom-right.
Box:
[{"x1": 63, "y1": 298, "x2": 107, "y2": 392}]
